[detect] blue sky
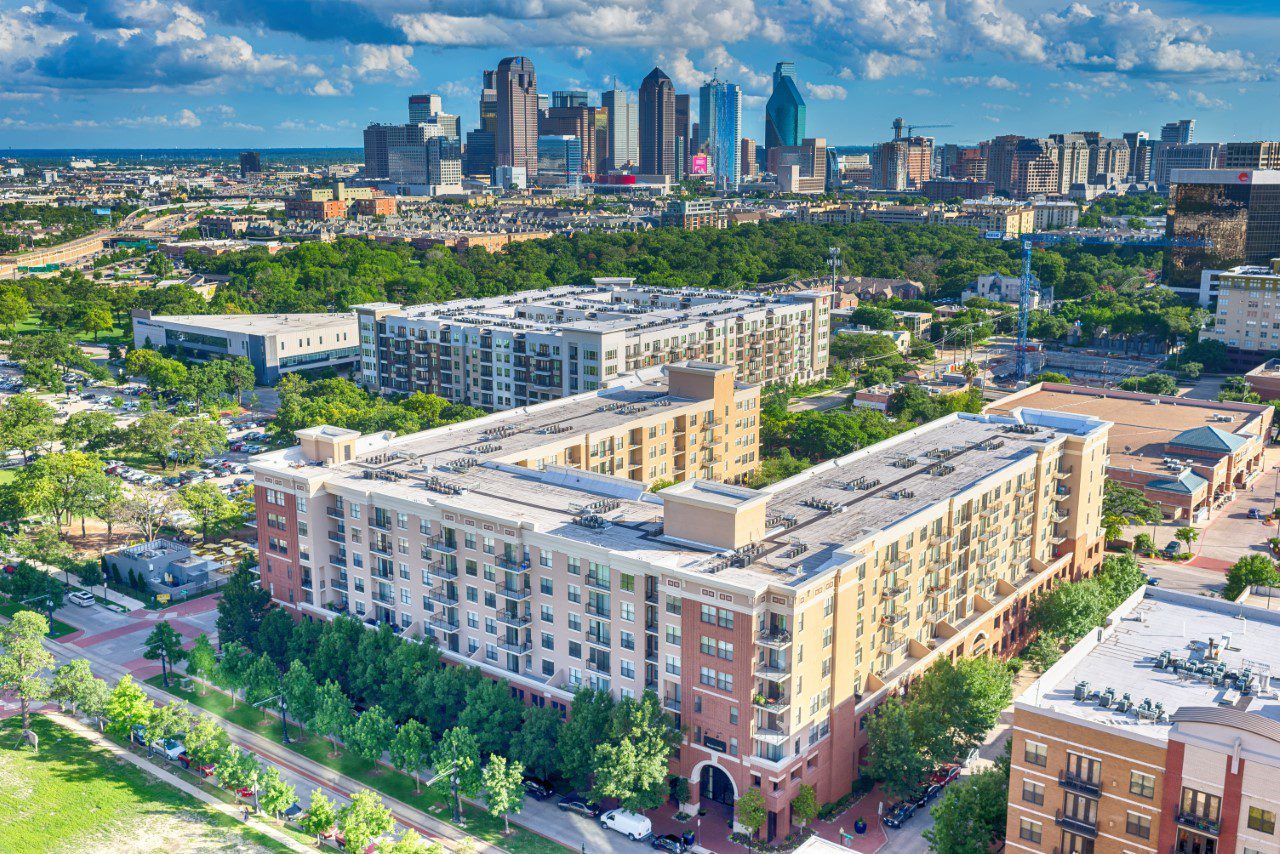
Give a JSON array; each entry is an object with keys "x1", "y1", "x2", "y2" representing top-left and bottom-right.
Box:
[{"x1": 0, "y1": 0, "x2": 1276, "y2": 149}]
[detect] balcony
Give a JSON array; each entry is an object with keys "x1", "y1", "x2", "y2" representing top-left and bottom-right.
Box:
[
  {"x1": 497, "y1": 556, "x2": 530, "y2": 573},
  {"x1": 1055, "y1": 487, "x2": 1071, "y2": 499},
  {"x1": 1058, "y1": 771, "x2": 1102, "y2": 798},
  {"x1": 330, "y1": 577, "x2": 349, "y2": 592},
  {"x1": 882, "y1": 585, "x2": 908, "y2": 601},
  {"x1": 752, "y1": 693, "x2": 791, "y2": 713},
  {"x1": 429, "y1": 539, "x2": 457, "y2": 554},
  {"x1": 756, "y1": 662, "x2": 790, "y2": 682},
  {"x1": 880, "y1": 612, "x2": 907, "y2": 627},
  {"x1": 326, "y1": 506, "x2": 344, "y2": 519},
  {"x1": 585, "y1": 576, "x2": 611, "y2": 592},
  {"x1": 1174, "y1": 813, "x2": 1220, "y2": 836},
  {"x1": 880, "y1": 637, "x2": 908, "y2": 657},
  {"x1": 1054, "y1": 810, "x2": 1098, "y2": 839},
  {"x1": 663, "y1": 696, "x2": 681, "y2": 713},
  {"x1": 497, "y1": 611, "x2": 531, "y2": 628},
  {"x1": 585, "y1": 632, "x2": 611, "y2": 648},
  {"x1": 586, "y1": 602, "x2": 611, "y2": 619},
  {"x1": 327, "y1": 531, "x2": 346, "y2": 544},
  {"x1": 585, "y1": 658, "x2": 610, "y2": 675},
  {"x1": 426, "y1": 613, "x2": 460, "y2": 634},
  {"x1": 369, "y1": 542, "x2": 392, "y2": 557},
  {"x1": 753, "y1": 724, "x2": 789, "y2": 745},
  {"x1": 1054, "y1": 469, "x2": 1071, "y2": 480},
  {"x1": 329, "y1": 553, "x2": 347, "y2": 567},
  {"x1": 427, "y1": 589, "x2": 458, "y2": 607},
  {"x1": 427, "y1": 561, "x2": 457, "y2": 580},
  {"x1": 372, "y1": 591, "x2": 395, "y2": 606},
  {"x1": 498, "y1": 585, "x2": 530, "y2": 601},
  {"x1": 369, "y1": 518, "x2": 391, "y2": 532},
  {"x1": 497, "y1": 639, "x2": 532, "y2": 655},
  {"x1": 1052, "y1": 511, "x2": 1069, "y2": 524},
  {"x1": 757, "y1": 628, "x2": 792, "y2": 650}
]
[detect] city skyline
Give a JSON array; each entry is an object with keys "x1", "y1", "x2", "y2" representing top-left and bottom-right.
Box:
[{"x1": 0, "y1": 0, "x2": 1276, "y2": 148}]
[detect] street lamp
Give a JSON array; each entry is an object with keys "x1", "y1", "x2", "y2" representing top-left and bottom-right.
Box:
[{"x1": 279, "y1": 696, "x2": 290, "y2": 745}]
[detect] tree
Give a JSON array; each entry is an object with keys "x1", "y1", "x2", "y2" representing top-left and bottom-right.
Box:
[
  {"x1": 384, "y1": 830, "x2": 441, "y2": 854},
  {"x1": 1117, "y1": 373, "x2": 1178, "y2": 395},
  {"x1": 104, "y1": 675, "x2": 154, "y2": 740},
  {"x1": 1102, "y1": 483, "x2": 1162, "y2": 526},
  {"x1": 1133, "y1": 532, "x2": 1156, "y2": 555},
  {"x1": 1031, "y1": 578, "x2": 1106, "y2": 644},
  {"x1": 911, "y1": 657, "x2": 1013, "y2": 765},
  {"x1": 863, "y1": 698, "x2": 933, "y2": 801},
  {"x1": 389, "y1": 719, "x2": 433, "y2": 792},
  {"x1": 148, "y1": 700, "x2": 194, "y2": 752},
  {"x1": 171, "y1": 417, "x2": 228, "y2": 464},
  {"x1": 791, "y1": 783, "x2": 819, "y2": 828},
  {"x1": 433, "y1": 726, "x2": 483, "y2": 823},
  {"x1": 0, "y1": 559, "x2": 66, "y2": 614},
  {"x1": 256, "y1": 608, "x2": 296, "y2": 670},
  {"x1": 457, "y1": 678, "x2": 524, "y2": 758},
  {"x1": 1024, "y1": 634, "x2": 1063, "y2": 672},
  {"x1": 143, "y1": 621, "x2": 187, "y2": 688},
  {"x1": 1223, "y1": 553, "x2": 1280, "y2": 601},
  {"x1": 590, "y1": 692, "x2": 680, "y2": 812},
  {"x1": 120, "y1": 485, "x2": 175, "y2": 541},
  {"x1": 225, "y1": 357, "x2": 256, "y2": 406},
  {"x1": 280, "y1": 660, "x2": 318, "y2": 740},
  {"x1": 1095, "y1": 551, "x2": 1146, "y2": 609},
  {"x1": 482, "y1": 753, "x2": 525, "y2": 835},
  {"x1": 1219, "y1": 375, "x2": 1262, "y2": 404},
  {"x1": 242, "y1": 653, "x2": 280, "y2": 715},
  {"x1": 0, "y1": 392, "x2": 56, "y2": 463},
  {"x1": 924, "y1": 766, "x2": 1009, "y2": 853},
  {"x1": 76, "y1": 559, "x2": 105, "y2": 595},
  {"x1": 0, "y1": 610, "x2": 54, "y2": 732},
  {"x1": 14, "y1": 450, "x2": 103, "y2": 530},
  {"x1": 216, "y1": 566, "x2": 272, "y2": 649},
  {"x1": 346, "y1": 704, "x2": 395, "y2": 767},
  {"x1": 300, "y1": 790, "x2": 338, "y2": 844},
  {"x1": 186, "y1": 634, "x2": 219, "y2": 693},
  {"x1": 179, "y1": 481, "x2": 238, "y2": 542},
  {"x1": 337, "y1": 790, "x2": 395, "y2": 854},
  {"x1": 49, "y1": 658, "x2": 100, "y2": 714},
  {"x1": 1175, "y1": 526, "x2": 1198, "y2": 552},
  {"x1": 124, "y1": 410, "x2": 180, "y2": 467},
  {"x1": 184, "y1": 714, "x2": 231, "y2": 769},
  {"x1": 11, "y1": 525, "x2": 74, "y2": 582},
  {"x1": 735, "y1": 787, "x2": 767, "y2": 837},
  {"x1": 61, "y1": 410, "x2": 118, "y2": 452},
  {"x1": 557, "y1": 688, "x2": 614, "y2": 791},
  {"x1": 257, "y1": 765, "x2": 298, "y2": 819},
  {"x1": 217, "y1": 748, "x2": 262, "y2": 801},
  {"x1": 79, "y1": 306, "x2": 114, "y2": 340},
  {"x1": 508, "y1": 703, "x2": 562, "y2": 781},
  {"x1": 146, "y1": 252, "x2": 174, "y2": 278},
  {"x1": 214, "y1": 641, "x2": 254, "y2": 707},
  {"x1": 311, "y1": 680, "x2": 353, "y2": 756},
  {"x1": 1031, "y1": 371, "x2": 1070, "y2": 384}
]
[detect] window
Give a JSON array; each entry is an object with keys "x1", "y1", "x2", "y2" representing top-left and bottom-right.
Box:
[
  {"x1": 1065, "y1": 752, "x2": 1101, "y2": 785},
  {"x1": 1181, "y1": 788, "x2": 1221, "y2": 823},
  {"x1": 1126, "y1": 812, "x2": 1151, "y2": 839},
  {"x1": 1021, "y1": 779, "x2": 1044, "y2": 806},
  {"x1": 1129, "y1": 770, "x2": 1155, "y2": 799},
  {"x1": 1023, "y1": 740, "x2": 1047, "y2": 767},
  {"x1": 1249, "y1": 806, "x2": 1276, "y2": 835},
  {"x1": 1059, "y1": 831, "x2": 1093, "y2": 854},
  {"x1": 1018, "y1": 819, "x2": 1041, "y2": 844}
]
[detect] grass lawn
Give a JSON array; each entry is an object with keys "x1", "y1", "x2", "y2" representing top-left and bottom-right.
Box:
[
  {"x1": 0, "y1": 602, "x2": 77, "y2": 637},
  {"x1": 153, "y1": 677, "x2": 570, "y2": 854},
  {"x1": 0, "y1": 716, "x2": 287, "y2": 853}
]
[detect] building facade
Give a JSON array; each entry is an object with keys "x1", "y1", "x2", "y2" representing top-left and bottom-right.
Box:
[
  {"x1": 1222, "y1": 141, "x2": 1280, "y2": 170},
  {"x1": 601, "y1": 88, "x2": 639, "y2": 171},
  {"x1": 538, "y1": 105, "x2": 597, "y2": 180},
  {"x1": 353, "y1": 279, "x2": 830, "y2": 409},
  {"x1": 639, "y1": 68, "x2": 679, "y2": 179},
  {"x1": 1207, "y1": 258, "x2": 1280, "y2": 353},
  {"x1": 495, "y1": 56, "x2": 540, "y2": 177},
  {"x1": 1165, "y1": 169, "x2": 1280, "y2": 289},
  {"x1": 252, "y1": 382, "x2": 1109, "y2": 842},
  {"x1": 765, "y1": 62, "x2": 806, "y2": 151},
  {"x1": 700, "y1": 77, "x2": 743, "y2": 191}
]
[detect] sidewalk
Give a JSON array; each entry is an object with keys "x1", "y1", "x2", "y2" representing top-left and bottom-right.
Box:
[
  {"x1": 28, "y1": 557, "x2": 146, "y2": 611},
  {"x1": 47, "y1": 711, "x2": 311, "y2": 853}
]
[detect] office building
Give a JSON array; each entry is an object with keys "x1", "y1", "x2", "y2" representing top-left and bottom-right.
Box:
[
  {"x1": 1011, "y1": 138, "x2": 1061, "y2": 198},
  {"x1": 639, "y1": 68, "x2": 679, "y2": 178},
  {"x1": 985, "y1": 135, "x2": 1024, "y2": 196},
  {"x1": 252, "y1": 381, "x2": 1108, "y2": 842},
  {"x1": 408, "y1": 93, "x2": 460, "y2": 140},
  {"x1": 872, "y1": 136, "x2": 933, "y2": 191},
  {"x1": 991, "y1": 383, "x2": 1271, "y2": 523},
  {"x1": 941, "y1": 144, "x2": 988, "y2": 181},
  {"x1": 132, "y1": 309, "x2": 359, "y2": 384},
  {"x1": 769, "y1": 138, "x2": 827, "y2": 194},
  {"x1": 479, "y1": 70, "x2": 498, "y2": 132},
  {"x1": 1051, "y1": 133, "x2": 1091, "y2": 195},
  {"x1": 1207, "y1": 257, "x2": 1280, "y2": 354},
  {"x1": 492, "y1": 166, "x2": 527, "y2": 190},
  {"x1": 1165, "y1": 169, "x2": 1280, "y2": 288},
  {"x1": 601, "y1": 87, "x2": 639, "y2": 171},
  {"x1": 1161, "y1": 118, "x2": 1195, "y2": 144},
  {"x1": 700, "y1": 77, "x2": 743, "y2": 190},
  {"x1": 354, "y1": 278, "x2": 830, "y2": 409},
  {"x1": 538, "y1": 105, "x2": 597, "y2": 180},
  {"x1": 536, "y1": 135, "x2": 583, "y2": 187},
  {"x1": 765, "y1": 61, "x2": 806, "y2": 150},
  {"x1": 740, "y1": 139, "x2": 757, "y2": 179},
  {"x1": 1221, "y1": 142, "x2": 1280, "y2": 170},
  {"x1": 363, "y1": 124, "x2": 460, "y2": 192},
  {"x1": 495, "y1": 56, "x2": 540, "y2": 177},
  {"x1": 464, "y1": 131, "x2": 495, "y2": 177},
  {"x1": 660, "y1": 199, "x2": 726, "y2": 229},
  {"x1": 1122, "y1": 130, "x2": 1150, "y2": 180},
  {"x1": 1152, "y1": 142, "x2": 1221, "y2": 188},
  {"x1": 674, "y1": 94, "x2": 691, "y2": 179},
  {"x1": 238, "y1": 151, "x2": 262, "y2": 178},
  {"x1": 1086, "y1": 136, "x2": 1130, "y2": 186},
  {"x1": 551, "y1": 90, "x2": 587, "y2": 109},
  {"x1": 922, "y1": 177, "x2": 995, "y2": 202},
  {"x1": 1005, "y1": 583, "x2": 1280, "y2": 854}
]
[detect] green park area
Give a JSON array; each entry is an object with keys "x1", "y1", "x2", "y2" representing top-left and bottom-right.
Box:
[{"x1": 0, "y1": 716, "x2": 287, "y2": 853}]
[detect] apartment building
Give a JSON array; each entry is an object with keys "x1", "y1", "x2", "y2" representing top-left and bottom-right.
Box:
[
  {"x1": 991, "y1": 383, "x2": 1271, "y2": 523},
  {"x1": 1007, "y1": 584, "x2": 1280, "y2": 854},
  {"x1": 252, "y1": 374, "x2": 1109, "y2": 842},
  {"x1": 354, "y1": 279, "x2": 830, "y2": 410},
  {"x1": 1208, "y1": 258, "x2": 1280, "y2": 353}
]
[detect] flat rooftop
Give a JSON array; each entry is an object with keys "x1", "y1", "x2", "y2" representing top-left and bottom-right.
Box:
[
  {"x1": 365, "y1": 278, "x2": 823, "y2": 337},
  {"x1": 1022, "y1": 587, "x2": 1280, "y2": 740},
  {"x1": 989, "y1": 383, "x2": 1266, "y2": 475},
  {"x1": 255, "y1": 392, "x2": 1105, "y2": 593},
  {"x1": 140, "y1": 313, "x2": 356, "y2": 335}
]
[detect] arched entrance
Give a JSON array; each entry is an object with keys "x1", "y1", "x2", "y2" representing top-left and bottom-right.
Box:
[{"x1": 697, "y1": 763, "x2": 736, "y2": 806}]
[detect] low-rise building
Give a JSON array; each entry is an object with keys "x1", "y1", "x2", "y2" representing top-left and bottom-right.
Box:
[
  {"x1": 1245, "y1": 358, "x2": 1280, "y2": 400},
  {"x1": 1207, "y1": 258, "x2": 1280, "y2": 354},
  {"x1": 660, "y1": 199, "x2": 726, "y2": 229},
  {"x1": 131, "y1": 309, "x2": 360, "y2": 384},
  {"x1": 963, "y1": 272, "x2": 1049, "y2": 309},
  {"x1": 1007, "y1": 584, "x2": 1280, "y2": 854},
  {"x1": 990, "y1": 382, "x2": 1272, "y2": 522},
  {"x1": 106, "y1": 539, "x2": 224, "y2": 596}
]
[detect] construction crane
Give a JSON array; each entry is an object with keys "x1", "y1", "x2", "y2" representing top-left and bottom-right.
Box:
[
  {"x1": 983, "y1": 231, "x2": 1213, "y2": 382},
  {"x1": 891, "y1": 117, "x2": 955, "y2": 139}
]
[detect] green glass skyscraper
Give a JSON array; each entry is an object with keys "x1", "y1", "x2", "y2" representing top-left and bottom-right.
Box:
[{"x1": 765, "y1": 61, "x2": 806, "y2": 150}]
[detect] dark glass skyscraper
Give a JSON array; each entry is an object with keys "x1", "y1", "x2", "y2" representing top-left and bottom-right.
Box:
[
  {"x1": 765, "y1": 61, "x2": 806, "y2": 150},
  {"x1": 1166, "y1": 169, "x2": 1280, "y2": 287},
  {"x1": 639, "y1": 67, "x2": 677, "y2": 178}
]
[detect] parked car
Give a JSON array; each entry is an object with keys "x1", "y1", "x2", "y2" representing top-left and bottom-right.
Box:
[
  {"x1": 557, "y1": 793, "x2": 601, "y2": 818},
  {"x1": 1250, "y1": 507, "x2": 1262, "y2": 519},
  {"x1": 1163, "y1": 540, "x2": 1182, "y2": 557},
  {"x1": 651, "y1": 834, "x2": 687, "y2": 853},
  {"x1": 601, "y1": 809, "x2": 652, "y2": 841},
  {"x1": 521, "y1": 776, "x2": 553, "y2": 800},
  {"x1": 158, "y1": 739, "x2": 186, "y2": 760},
  {"x1": 929, "y1": 764, "x2": 962, "y2": 786},
  {"x1": 914, "y1": 783, "x2": 944, "y2": 807},
  {"x1": 882, "y1": 800, "x2": 916, "y2": 828},
  {"x1": 68, "y1": 590, "x2": 95, "y2": 608},
  {"x1": 235, "y1": 786, "x2": 255, "y2": 800}
]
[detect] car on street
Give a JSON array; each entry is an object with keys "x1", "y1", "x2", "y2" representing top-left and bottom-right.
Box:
[
  {"x1": 929, "y1": 764, "x2": 962, "y2": 786},
  {"x1": 67, "y1": 590, "x2": 95, "y2": 608},
  {"x1": 521, "y1": 776, "x2": 553, "y2": 800},
  {"x1": 651, "y1": 833, "x2": 687, "y2": 852},
  {"x1": 882, "y1": 800, "x2": 916, "y2": 828},
  {"x1": 1164, "y1": 540, "x2": 1182, "y2": 557},
  {"x1": 1250, "y1": 507, "x2": 1262, "y2": 519},
  {"x1": 557, "y1": 793, "x2": 601, "y2": 818},
  {"x1": 914, "y1": 783, "x2": 944, "y2": 807},
  {"x1": 601, "y1": 808, "x2": 652, "y2": 841},
  {"x1": 157, "y1": 739, "x2": 186, "y2": 760},
  {"x1": 235, "y1": 786, "x2": 255, "y2": 800}
]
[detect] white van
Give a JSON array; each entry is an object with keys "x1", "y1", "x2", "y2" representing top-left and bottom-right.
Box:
[{"x1": 600, "y1": 809, "x2": 652, "y2": 841}]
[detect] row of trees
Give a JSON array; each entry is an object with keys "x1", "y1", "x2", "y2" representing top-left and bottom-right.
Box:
[
  {"x1": 211, "y1": 571, "x2": 680, "y2": 813},
  {"x1": 1025, "y1": 552, "x2": 1147, "y2": 669},
  {"x1": 271, "y1": 375, "x2": 485, "y2": 439}
]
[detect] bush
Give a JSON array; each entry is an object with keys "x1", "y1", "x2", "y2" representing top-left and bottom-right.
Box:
[{"x1": 1223, "y1": 553, "x2": 1280, "y2": 601}]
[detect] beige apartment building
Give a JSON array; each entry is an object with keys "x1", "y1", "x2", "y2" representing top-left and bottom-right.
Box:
[
  {"x1": 252, "y1": 361, "x2": 1110, "y2": 842},
  {"x1": 1007, "y1": 585, "x2": 1280, "y2": 854},
  {"x1": 354, "y1": 279, "x2": 830, "y2": 410},
  {"x1": 1208, "y1": 258, "x2": 1280, "y2": 353}
]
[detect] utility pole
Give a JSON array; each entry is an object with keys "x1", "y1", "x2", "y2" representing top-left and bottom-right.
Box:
[{"x1": 827, "y1": 246, "x2": 841, "y2": 293}]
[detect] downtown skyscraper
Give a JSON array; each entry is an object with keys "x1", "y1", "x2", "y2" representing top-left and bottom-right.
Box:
[
  {"x1": 700, "y1": 76, "x2": 742, "y2": 190},
  {"x1": 600, "y1": 87, "x2": 638, "y2": 171},
  {"x1": 765, "y1": 61, "x2": 806, "y2": 150},
  {"x1": 639, "y1": 67, "x2": 678, "y2": 178},
  {"x1": 495, "y1": 56, "x2": 540, "y2": 177}
]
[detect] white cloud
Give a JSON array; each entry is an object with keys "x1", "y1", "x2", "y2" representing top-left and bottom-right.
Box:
[
  {"x1": 804, "y1": 82, "x2": 847, "y2": 100},
  {"x1": 944, "y1": 74, "x2": 1019, "y2": 91},
  {"x1": 349, "y1": 44, "x2": 416, "y2": 81},
  {"x1": 311, "y1": 79, "x2": 348, "y2": 97}
]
